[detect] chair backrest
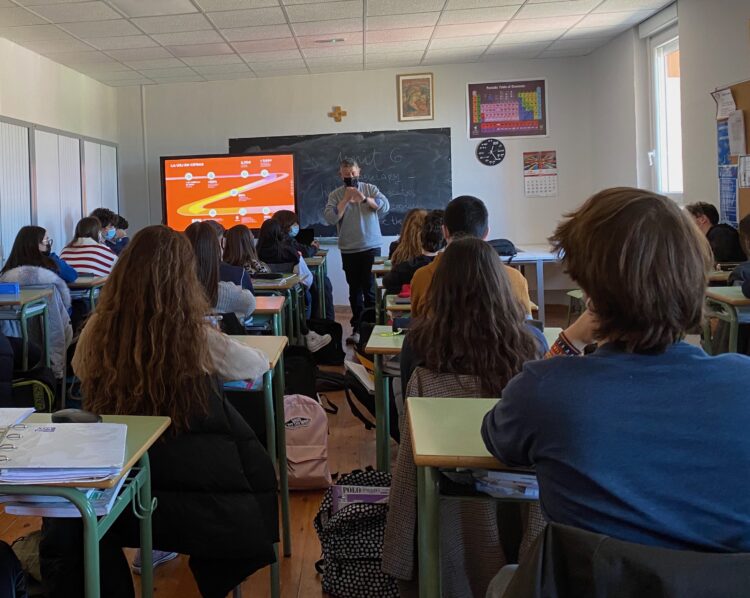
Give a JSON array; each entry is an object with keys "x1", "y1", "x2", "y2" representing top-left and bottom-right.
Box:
[{"x1": 266, "y1": 262, "x2": 295, "y2": 274}]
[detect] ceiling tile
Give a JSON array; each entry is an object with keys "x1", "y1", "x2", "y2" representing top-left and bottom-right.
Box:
[
  {"x1": 94, "y1": 69, "x2": 148, "y2": 81},
  {"x1": 445, "y1": 0, "x2": 521, "y2": 8},
  {"x1": 107, "y1": 46, "x2": 174, "y2": 61},
  {"x1": 296, "y1": 32, "x2": 362, "y2": 48},
  {"x1": 152, "y1": 29, "x2": 224, "y2": 45},
  {"x1": 429, "y1": 34, "x2": 494, "y2": 48},
  {"x1": 202, "y1": 71, "x2": 258, "y2": 80},
  {"x1": 503, "y1": 15, "x2": 582, "y2": 33},
  {"x1": 367, "y1": 26, "x2": 433, "y2": 42},
  {"x1": 22, "y1": 36, "x2": 95, "y2": 53},
  {"x1": 74, "y1": 62, "x2": 134, "y2": 73},
  {"x1": 109, "y1": 0, "x2": 198, "y2": 17},
  {"x1": 577, "y1": 10, "x2": 652, "y2": 28},
  {"x1": 88, "y1": 35, "x2": 159, "y2": 50},
  {"x1": 367, "y1": 0, "x2": 444, "y2": 17},
  {"x1": 0, "y1": 0, "x2": 13, "y2": 6},
  {"x1": 63, "y1": 20, "x2": 141, "y2": 37},
  {"x1": 250, "y1": 58, "x2": 306, "y2": 71},
  {"x1": 366, "y1": 39, "x2": 428, "y2": 53},
  {"x1": 103, "y1": 78, "x2": 156, "y2": 86},
  {"x1": 221, "y1": 24, "x2": 293, "y2": 41},
  {"x1": 516, "y1": 0, "x2": 600, "y2": 19},
  {"x1": 285, "y1": 1, "x2": 362, "y2": 23},
  {"x1": 440, "y1": 5, "x2": 517, "y2": 24},
  {"x1": 302, "y1": 44, "x2": 361, "y2": 57},
  {"x1": 434, "y1": 22, "x2": 504, "y2": 37},
  {"x1": 593, "y1": 0, "x2": 672, "y2": 12},
  {"x1": 367, "y1": 12, "x2": 439, "y2": 30},
  {"x1": 196, "y1": 0, "x2": 277, "y2": 9},
  {"x1": 132, "y1": 13, "x2": 213, "y2": 33},
  {"x1": 561, "y1": 25, "x2": 622, "y2": 39},
  {"x1": 0, "y1": 7, "x2": 46, "y2": 26},
  {"x1": 253, "y1": 68, "x2": 308, "y2": 77},
  {"x1": 422, "y1": 47, "x2": 483, "y2": 63},
  {"x1": 241, "y1": 48, "x2": 302, "y2": 62},
  {"x1": 124, "y1": 57, "x2": 186, "y2": 68},
  {"x1": 167, "y1": 42, "x2": 235, "y2": 56},
  {"x1": 538, "y1": 47, "x2": 591, "y2": 57},
  {"x1": 31, "y1": 2, "x2": 121, "y2": 23},
  {"x1": 46, "y1": 50, "x2": 117, "y2": 64},
  {"x1": 306, "y1": 54, "x2": 362, "y2": 66},
  {"x1": 291, "y1": 18, "x2": 361, "y2": 36},
  {"x1": 192, "y1": 62, "x2": 251, "y2": 74},
  {"x1": 208, "y1": 7, "x2": 287, "y2": 27},
  {"x1": 548, "y1": 37, "x2": 608, "y2": 50},
  {"x1": 308, "y1": 64, "x2": 360, "y2": 73},
  {"x1": 0, "y1": 25, "x2": 70, "y2": 41},
  {"x1": 494, "y1": 30, "x2": 562, "y2": 43},
  {"x1": 365, "y1": 50, "x2": 423, "y2": 64},
  {"x1": 232, "y1": 37, "x2": 298, "y2": 52},
  {"x1": 137, "y1": 66, "x2": 196, "y2": 77},
  {"x1": 180, "y1": 53, "x2": 243, "y2": 65},
  {"x1": 483, "y1": 41, "x2": 549, "y2": 57},
  {"x1": 150, "y1": 75, "x2": 207, "y2": 82}
]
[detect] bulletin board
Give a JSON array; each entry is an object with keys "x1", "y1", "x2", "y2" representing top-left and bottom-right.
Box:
[{"x1": 715, "y1": 79, "x2": 750, "y2": 223}]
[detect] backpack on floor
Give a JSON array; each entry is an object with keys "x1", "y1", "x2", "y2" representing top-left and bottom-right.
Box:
[
  {"x1": 284, "y1": 346, "x2": 317, "y2": 399},
  {"x1": 10, "y1": 365, "x2": 57, "y2": 412},
  {"x1": 314, "y1": 469, "x2": 398, "y2": 598},
  {"x1": 307, "y1": 318, "x2": 345, "y2": 366},
  {"x1": 284, "y1": 394, "x2": 332, "y2": 490},
  {"x1": 343, "y1": 371, "x2": 400, "y2": 444}
]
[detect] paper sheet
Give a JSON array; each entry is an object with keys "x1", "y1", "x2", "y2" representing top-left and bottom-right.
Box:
[
  {"x1": 712, "y1": 88, "x2": 737, "y2": 119},
  {"x1": 728, "y1": 110, "x2": 746, "y2": 156},
  {"x1": 739, "y1": 156, "x2": 750, "y2": 189}
]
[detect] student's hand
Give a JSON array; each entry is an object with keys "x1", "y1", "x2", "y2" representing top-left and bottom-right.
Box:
[
  {"x1": 115, "y1": 229, "x2": 126, "y2": 239},
  {"x1": 311, "y1": 240, "x2": 320, "y2": 249},
  {"x1": 563, "y1": 309, "x2": 599, "y2": 351}
]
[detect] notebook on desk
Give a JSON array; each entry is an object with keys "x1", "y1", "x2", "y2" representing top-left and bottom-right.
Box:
[{"x1": 253, "y1": 274, "x2": 297, "y2": 287}]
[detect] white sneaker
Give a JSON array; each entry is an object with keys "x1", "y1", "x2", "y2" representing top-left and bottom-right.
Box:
[
  {"x1": 305, "y1": 331, "x2": 332, "y2": 352},
  {"x1": 346, "y1": 332, "x2": 360, "y2": 345},
  {"x1": 131, "y1": 549, "x2": 179, "y2": 575}
]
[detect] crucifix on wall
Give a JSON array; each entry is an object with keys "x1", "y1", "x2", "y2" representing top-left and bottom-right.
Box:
[{"x1": 328, "y1": 106, "x2": 347, "y2": 122}]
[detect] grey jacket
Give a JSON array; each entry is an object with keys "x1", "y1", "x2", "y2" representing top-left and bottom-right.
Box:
[{"x1": 324, "y1": 182, "x2": 389, "y2": 253}]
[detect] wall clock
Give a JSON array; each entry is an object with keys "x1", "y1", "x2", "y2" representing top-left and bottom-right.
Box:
[{"x1": 476, "y1": 138, "x2": 505, "y2": 166}]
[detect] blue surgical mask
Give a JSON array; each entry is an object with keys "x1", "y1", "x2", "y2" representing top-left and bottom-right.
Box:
[
  {"x1": 105, "y1": 228, "x2": 116, "y2": 240},
  {"x1": 289, "y1": 224, "x2": 300, "y2": 238}
]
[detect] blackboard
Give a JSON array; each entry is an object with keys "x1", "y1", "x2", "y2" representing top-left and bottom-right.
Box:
[{"x1": 229, "y1": 128, "x2": 452, "y2": 236}]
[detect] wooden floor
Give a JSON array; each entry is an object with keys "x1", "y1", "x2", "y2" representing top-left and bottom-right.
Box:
[{"x1": 0, "y1": 305, "x2": 569, "y2": 598}]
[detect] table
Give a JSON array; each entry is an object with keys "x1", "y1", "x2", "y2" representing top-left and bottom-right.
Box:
[
  {"x1": 501, "y1": 246, "x2": 559, "y2": 324},
  {"x1": 372, "y1": 262, "x2": 391, "y2": 276},
  {"x1": 709, "y1": 270, "x2": 731, "y2": 284},
  {"x1": 0, "y1": 289, "x2": 52, "y2": 369},
  {"x1": 0, "y1": 414, "x2": 170, "y2": 598},
  {"x1": 68, "y1": 276, "x2": 107, "y2": 310},
  {"x1": 703, "y1": 286, "x2": 750, "y2": 353},
  {"x1": 364, "y1": 325, "x2": 405, "y2": 472},
  {"x1": 408, "y1": 397, "x2": 530, "y2": 598},
  {"x1": 304, "y1": 255, "x2": 327, "y2": 319},
  {"x1": 385, "y1": 294, "x2": 412, "y2": 315},
  {"x1": 253, "y1": 275, "x2": 302, "y2": 345},
  {"x1": 253, "y1": 296, "x2": 286, "y2": 337},
  {"x1": 228, "y1": 335, "x2": 292, "y2": 559}
]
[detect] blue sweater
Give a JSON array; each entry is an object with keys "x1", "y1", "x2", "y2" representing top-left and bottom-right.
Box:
[
  {"x1": 482, "y1": 341, "x2": 750, "y2": 552},
  {"x1": 50, "y1": 252, "x2": 77, "y2": 283}
]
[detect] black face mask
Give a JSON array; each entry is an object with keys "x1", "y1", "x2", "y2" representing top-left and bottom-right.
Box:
[
  {"x1": 41, "y1": 247, "x2": 51, "y2": 256},
  {"x1": 343, "y1": 177, "x2": 359, "y2": 188}
]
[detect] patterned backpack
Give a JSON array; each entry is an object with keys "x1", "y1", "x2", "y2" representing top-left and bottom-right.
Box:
[{"x1": 313, "y1": 469, "x2": 399, "y2": 597}]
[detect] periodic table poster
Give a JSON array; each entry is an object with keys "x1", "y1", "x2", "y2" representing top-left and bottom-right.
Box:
[
  {"x1": 468, "y1": 80, "x2": 547, "y2": 139},
  {"x1": 523, "y1": 151, "x2": 558, "y2": 198}
]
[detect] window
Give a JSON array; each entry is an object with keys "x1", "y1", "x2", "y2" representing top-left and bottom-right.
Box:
[{"x1": 650, "y1": 27, "x2": 683, "y2": 197}]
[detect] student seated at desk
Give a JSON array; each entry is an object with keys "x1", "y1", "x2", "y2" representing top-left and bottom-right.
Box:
[
  {"x1": 90, "y1": 208, "x2": 129, "y2": 256},
  {"x1": 0, "y1": 226, "x2": 73, "y2": 378},
  {"x1": 223, "y1": 224, "x2": 271, "y2": 275},
  {"x1": 59, "y1": 217, "x2": 117, "y2": 277},
  {"x1": 728, "y1": 214, "x2": 750, "y2": 298},
  {"x1": 686, "y1": 201, "x2": 746, "y2": 263},
  {"x1": 482, "y1": 187, "x2": 750, "y2": 553},
  {"x1": 42, "y1": 225, "x2": 276, "y2": 598},
  {"x1": 204, "y1": 220, "x2": 254, "y2": 292},
  {"x1": 383, "y1": 209, "x2": 444, "y2": 296},
  {"x1": 388, "y1": 208, "x2": 425, "y2": 260},
  {"x1": 185, "y1": 221, "x2": 256, "y2": 325},
  {"x1": 410, "y1": 195, "x2": 532, "y2": 318},
  {"x1": 385, "y1": 237, "x2": 547, "y2": 598}
]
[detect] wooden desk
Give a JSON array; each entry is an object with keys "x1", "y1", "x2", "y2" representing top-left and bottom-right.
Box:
[
  {"x1": 501, "y1": 246, "x2": 559, "y2": 324},
  {"x1": 304, "y1": 255, "x2": 327, "y2": 319},
  {"x1": 254, "y1": 296, "x2": 286, "y2": 336},
  {"x1": 253, "y1": 275, "x2": 302, "y2": 344},
  {"x1": 364, "y1": 326, "x2": 405, "y2": 471},
  {"x1": 315, "y1": 249, "x2": 329, "y2": 257},
  {"x1": 0, "y1": 414, "x2": 171, "y2": 598},
  {"x1": 385, "y1": 294, "x2": 412, "y2": 314},
  {"x1": 709, "y1": 270, "x2": 731, "y2": 284},
  {"x1": 0, "y1": 288, "x2": 52, "y2": 369},
  {"x1": 68, "y1": 276, "x2": 107, "y2": 309},
  {"x1": 228, "y1": 335, "x2": 291, "y2": 559},
  {"x1": 372, "y1": 263, "x2": 391, "y2": 276},
  {"x1": 374, "y1": 255, "x2": 386, "y2": 264},
  {"x1": 703, "y1": 286, "x2": 750, "y2": 353}
]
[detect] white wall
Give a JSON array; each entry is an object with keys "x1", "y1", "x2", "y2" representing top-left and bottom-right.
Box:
[{"x1": 679, "y1": 0, "x2": 750, "y2": 205}]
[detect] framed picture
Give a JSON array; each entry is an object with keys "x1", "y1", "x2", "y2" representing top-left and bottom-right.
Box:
[
  {"x1": 397, "y1": 73, "x2": 434, "y2": 121},
  {"x1": 467, "y1": 79, "x2": 548, "y2": 138}
]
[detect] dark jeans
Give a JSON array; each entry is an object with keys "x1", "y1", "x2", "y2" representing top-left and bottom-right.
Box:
[
  {"x1": 0, "y1": 540, "x2": 26, "y2": 598},
  {"x1": 311, "y1": 276, "x2": 335, "y2": 321},
  {"x1": 341, "y1": 248, "x2": 380, "y2": 328}
]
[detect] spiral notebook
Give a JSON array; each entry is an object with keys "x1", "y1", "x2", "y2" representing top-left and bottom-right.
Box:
[{"x1": 0, "y1": 423, "x2": 127, "y2": 484}]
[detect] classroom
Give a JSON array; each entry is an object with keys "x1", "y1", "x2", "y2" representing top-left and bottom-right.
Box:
[{"x1": 1, "y1": 0, "x2": 750, "y2": 596}]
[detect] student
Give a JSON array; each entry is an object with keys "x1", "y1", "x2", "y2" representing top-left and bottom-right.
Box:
[
  {"x1": 41, "y1": 225, "x2": 277, "y2": 598},
  {"x1": 323, "y1": 157, "x2": 390, "y2": 343},
  {"x1": 685, "y1": 201, "x2": 746, "y2": 263},
  {"x1": 389, "y1": 209, "x2": 427, "y2": 267},
  {"x1": 256, "y1": 219, "x2": 331, "y2": 352},
  {"x1": 185, "y1": 221, "x2": 255, "y2": 324},
  {"x1": 410, "y1": 196, "x2": 532, "y2": 318},
  {"x1": 384, "y1": 237, "x2": 547, "y2": 598},
  {"x1": 273, "y1": 210, "x2": 335, "y2": 320},
  {"x1": 205, "y1": 220, "x2": 254, "y2": 292},
  {"x1": 0, "y1": 226, "x2": 73, "y2": 378},
  {"x1": 728, "y1": 214, "x2": 750, "y2": 298},
  {"x1": 59, "y1": 217, "x2": 117, "y2": 277},
  {"x1": 482, "y1": 187, "x2": 750, "y2": 552},
  {"x1": 383, "y1": 210, "x2": 444, "y2": 295},
  {"x1": 223, "y1": 224, "x2": 271, "y2": 275},
  {"x1": 88, "y1": 207, "x2": 124, "y2": 254}
]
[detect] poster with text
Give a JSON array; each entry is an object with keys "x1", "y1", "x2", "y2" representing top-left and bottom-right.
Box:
[
  {"x1": 523, "y1": 151, "x2": 558, "y2": 197},
  {"x1": 719, "y1": 164, "x2": 738, "y2": 227},
  {"x1": 468, "y1": 80, "x2": 547, "y2": 139}
]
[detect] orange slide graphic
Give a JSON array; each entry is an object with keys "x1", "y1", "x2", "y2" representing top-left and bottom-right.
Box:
[{"x1": 163, "y1": 154, "x2": 296, "y2": 231}]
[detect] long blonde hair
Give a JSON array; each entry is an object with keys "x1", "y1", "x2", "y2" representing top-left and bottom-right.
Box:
[
  {"x1": 391, "y1": 209, "x2": 427, "y2": 266},
  {"x1": 77, "y1": 225, "x2": 213, "y2": 433}
]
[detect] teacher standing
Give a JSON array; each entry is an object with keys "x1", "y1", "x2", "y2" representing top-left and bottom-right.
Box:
[{"x1": 324, "y1": 157, "x2": 390, "y2": 344}]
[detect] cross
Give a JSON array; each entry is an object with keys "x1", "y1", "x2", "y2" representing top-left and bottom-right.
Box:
[{"x1": 327, "y1": 106, "x2": 347, "y2": 122}]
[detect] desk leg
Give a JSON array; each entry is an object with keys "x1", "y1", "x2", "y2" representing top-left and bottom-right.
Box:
[
  {"x1": 284, "y1": 291, "x2": 294, "y2": 343},
  {"x1": 272, "y1": 313, "x2": 282, "y2": 337},
  {"x1": 42, "y1": 304, "x2": 50, "y2": 368},
  {"x1": 263, "y1": 371, "x2": 277, "y2": 464},
  {"x1": 417, "y1": 466, "x2": 441, "y2": 598},
  {"x1": 137, "y1": 453, "x2": 155, "y2": 598},
  {"x1": 273, "y1": 355, "x2": 292, "y2": 557},
  {"x1": 20, "y1": 309, "x2": 29, "y2": 371},
  {"x1": 729, "y1": 306, "x2": 739, "y2": 353},
  {"x1": 536, "y1": 260, "x2": 545, "y2": 324},
  {"x1": 374, "y1": 354, "x2": 390, "y2": 472},
  {"x1": 57, "y1": 488, "x2": 102, "y2": 598}
]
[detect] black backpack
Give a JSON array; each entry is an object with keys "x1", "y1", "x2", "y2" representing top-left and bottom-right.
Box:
[
  {"x1": 284, "y1": 345, "x2": 318, "y2": 399},
  {"x1": 10, "y1": 365, "x2": 57, "y2": 412},
  {"x1": 488, "y1": 238, "x2": 518, "y2": 261},
  {"x1": 307, "y1": 318, "x2": 345, "y2": 366}
]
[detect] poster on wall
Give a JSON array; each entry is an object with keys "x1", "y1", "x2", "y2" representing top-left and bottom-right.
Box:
[
  {"x1": 719, "y1": 164, "x2": 738, "y2": 227},
  {"x1": 523, "y1": 151, "x2": 558, "y2": 197},
  {"x1": 717, "y1": 120, "x2": 731, "y2": 165},
  {"x1": 468, "y1": 79, "x2": 547, "y2": 139}
]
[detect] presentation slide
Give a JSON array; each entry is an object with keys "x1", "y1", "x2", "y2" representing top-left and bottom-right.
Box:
[{"x1": 161, "y1": 153, "x2": 296, "y2": 231}]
